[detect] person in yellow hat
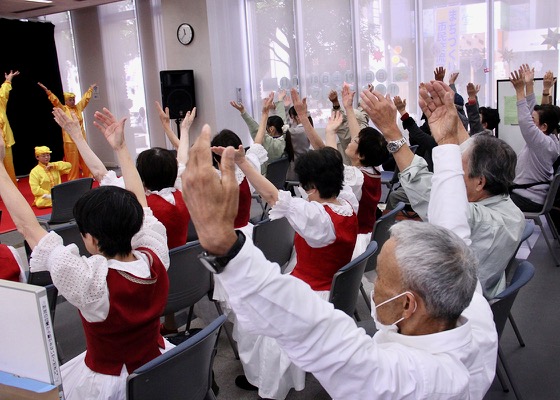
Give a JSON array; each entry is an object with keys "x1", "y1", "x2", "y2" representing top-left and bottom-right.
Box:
[
  {"x1": 0, "y1": 70, "x2": 20, "y2": 185},
  {"x1": 38, "y1": 82, "x2": 96, "y2": 181},
  {"x1": 29, "y1": 146, "x2": 72, "y2": 208}
]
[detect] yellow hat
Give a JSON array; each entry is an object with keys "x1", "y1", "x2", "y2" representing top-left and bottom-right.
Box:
[
  {"x1": 35, "y1": 146, "x2": 52, "y2": 156},
  {"x1": 63, "y1": 92, "x2": 76, "y2": 102}
]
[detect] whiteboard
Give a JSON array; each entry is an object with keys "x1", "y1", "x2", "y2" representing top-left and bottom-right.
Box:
[{"x1": 496, "y1": 78, "x2": 557, "y2": 154}]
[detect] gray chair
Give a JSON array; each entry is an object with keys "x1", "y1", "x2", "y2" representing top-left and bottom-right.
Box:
[
  {"x1": 523, "y1": 170, "x2": 560, "y2": 267},
  {"x1": 126, "y1": 314, "x2": 226, "y2": 400},
  {"x1": 252, "y1": 217, "x2": 295, "y2": 270},
  {"x1": 165, "y1": 241, "x2": 239, "y2": 359},
  {"x1": 490, "y1": 260, "x2": 535, "y2": 400},
  {"x1": 359, "y1": 202, "x2": 406, "y2": 310},
  {"x1": 37, "y1": 177, "x2": 93, "y2": 229},
  {"x1": 254, "y1": 157, "x2": 291, "y2": 219},
  {"x1": 329, "y1": 241, "x2": 378, "y2": 318}
]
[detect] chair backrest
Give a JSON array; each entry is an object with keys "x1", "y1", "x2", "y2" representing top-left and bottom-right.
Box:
[
  {"x1": 490, "y1": 261, "x2": 535, "y2": 339},
  {"x1": 49, "y1": 177, "x2": 94, "y2": 224},
  {"x1": 186, "y1": 219, "x2": 198, "y2": 242},
  {"x1": 28, "y1": 270, "x2": 53, "y2": 286},
  {"x1": 52, "y1": 221, "x2": 91, "y2": 257},
  {"x1": 364, "y1": 202, "x2": 405, "y2": 273},
  {"x1": 127, "y1": 314, "x2": 226, "y2": 400},
  {"x1": 265, "y1": 157, "x2": 290, "y2": 190},
  {"x1": 329, "y1": 241, "x2": 378, "y2": 317},
  {"x1": 505, "y1": 220, "x2": 534, "y2": 278},
  {"x1": 252, "y1": 217, "x2": 295, "y2": 268},
  {"x1": 540, "y1": 170, "x2": 560, "y2": 214},
  {"x1": 44, "y1": 283, "x2": 58, "y2": 323},
  {"x1": 164, "y1": 241, "x2": 213, "y2": 315}
]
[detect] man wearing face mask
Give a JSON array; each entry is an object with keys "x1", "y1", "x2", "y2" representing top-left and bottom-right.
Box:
[{"x1": 181, "y1": 80, "x2": 497, "y2": 400}]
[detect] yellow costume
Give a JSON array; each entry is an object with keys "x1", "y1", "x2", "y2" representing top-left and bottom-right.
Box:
[
  {"x1": 29, "y1": 146, "x2": 72, "y2": 208},
  {"x1": 46, "y1": 88, "x2": 93, "y2": 181},
  {"x1": 0, "y1": 80, "x2": 17, "y2": 185}
]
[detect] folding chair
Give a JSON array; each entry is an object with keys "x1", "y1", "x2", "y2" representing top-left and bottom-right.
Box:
[
  {"x1": 37, "y1": 177, "x2": 93, "y2": 229},
  {"x1": 24, "y1": 221, "x2": 90, "y2": 261},
  {"x1": 165, "y1": 241, "x2": 239, "y2": 359},
  {"x1": 359, "y1": 202, "x2": 406, "y2": 310},
  {"x1": 523, "y1": 170, "x2": 560, "y2": 267},
  {"x1": 127, "y1": 314, "x2": 226, "y2": 400},
  {"x1": 252, "y1": 217, "x2": 295, "y2": 270},
  {"x1": 329, "y1": 241, "x2": 378, "y2": 319},
  {"x1": 490, "y1": 260, "x2": 535, "y2": 400},
  {"x1": 254, "y1": 156, "x2": 291, "y2": 220}
]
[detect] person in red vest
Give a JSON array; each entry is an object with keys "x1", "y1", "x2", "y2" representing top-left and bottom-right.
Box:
[
  {"x1": 0, "y1": 244, "x2": 26, "y2": 282},
  {"x1": 212, "y1": 138, "x2": 358, "y2": 399},
  {"x1": 1, "y1": 107, "x2": 171, "y2": 400}
]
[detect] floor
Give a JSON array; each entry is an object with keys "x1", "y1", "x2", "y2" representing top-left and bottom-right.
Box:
[{"x1": 5, "y1": 217, "x2": 560, "y2": 399}]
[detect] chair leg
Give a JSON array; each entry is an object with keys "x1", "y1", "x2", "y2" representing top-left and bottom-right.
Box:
[
  {"x1": 214, "y1": 302, "x2": 240, "y2": 360},
  {"x1": 544, "y1": 212, "x2": 560, "y2": 242},
  {"x1": 498, "y1": 346, "x2": 524, "y2": 400},
  {"x1": 508, "y1": 312, "x2": 525, "y2": 347},
  {"x1": 535, "y1": 218, "x2": 560, "y2": 267},
  {"x1": 495, "y1": 363, "x2": 509, "y2": 393},
  {"x1": 360, "y1": 283, "x2": 372, "y2": 311}
]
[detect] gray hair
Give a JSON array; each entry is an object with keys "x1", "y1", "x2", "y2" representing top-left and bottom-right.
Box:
[
  {"x1": 390, "y1": 221, "x2": 478, "y2": 321},
  {"x1": 465, "y1": 133, "x2": 516, "y2": 196}
]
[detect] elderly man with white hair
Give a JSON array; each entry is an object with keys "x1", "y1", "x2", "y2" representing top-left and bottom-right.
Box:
[{"x1": 181, "y1": 80, "x2": 498, "y2": 399}]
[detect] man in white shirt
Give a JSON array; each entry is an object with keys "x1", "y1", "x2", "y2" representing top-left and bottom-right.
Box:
[{"x1": 181, "y1": 81, "x2": 498, "y2": 399}]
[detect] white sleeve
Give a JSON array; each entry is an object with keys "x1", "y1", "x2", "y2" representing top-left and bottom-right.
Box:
[
  {"x1": 268, "y1": 190, "x2": 336, "y2": 247},
  {"x1": 100, "y1": 170, "x2": 125, "y2": 188},
  {"x1": 246, "y1": 143, "x2": 268, "y2": 170},
  {"x1": 428, "y1": 145, "x2": 471, "y2": 245},
  {"x1": 343, "y1": 165, "x2": 364, "y2": 201},
  {"x1": 132, "y1": 207, "x2": 170, "y2": 269}
]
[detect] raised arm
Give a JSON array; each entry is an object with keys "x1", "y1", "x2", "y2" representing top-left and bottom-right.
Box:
[
  {"x1": 520, "y1": 63, "x2": 535, "y2": 97},
  {"x1": 53, "y1": 108, "x2": 108, "y2": 182},
  {"x1": 434, "y1": 67, "x2": 446, "y2": 82},
  {"x1": 177, "y1": 107, "x2": 196, "y2": 165},
  {"x1": 155, "y1": 101, "x2": 180, "y2": 149},
  {"x1": 394, "y1": 96, "x2": 437, "y2": 151},
  {"x1": 542, "y1": 70, "x2": 556, "y2": 105},
  {"x1": 38, "y1": 81, "x2": 63, "y2": 109},
  {"x1": 93, "y1": 108, "x2": 147, "y2": 207},
  {"x1": 324, "y1": 111, "x2": 343, "y2": 149},
  {"x1": 254, "y1": 93, "x2": 274, "y2": 145},
  {"x1": 465, "y1": 83, "x2": 484, "y2": 134},
  {"x1": 341, "y1": 83, "x2": 361, "y2": 140},
  {"x1": 76, "y1": 83, "x2": 95, "y2": 111},
  {"x1": 0, "y1": 129, "x2": 46, "y2": 248},
  {"x1": 291, "y1": 88, "x2": 324, "y2": 150},
  {"x1": 230, "y1": 101, "x2": 260, "y2": 139}
]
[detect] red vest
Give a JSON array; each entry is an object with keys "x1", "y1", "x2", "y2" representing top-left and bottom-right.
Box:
[
  {"x1": 0, "y1": 245, "x2": 21, "y2": 282},
  {"x1": 357, "y1": 171, "x2": 382, "y2": 234},
  {"x1": 147, "y1": 190, "x2": 190, "y2": 249},
  {"x1": 292, "y1": 206, "x2": 358, "y2": 291},
  {"x1": 234, "y1": 178, "x2": 251, "y2": 228},
  {"x1": 81, "y1": 247, "x2": 169, "y2": 375}
]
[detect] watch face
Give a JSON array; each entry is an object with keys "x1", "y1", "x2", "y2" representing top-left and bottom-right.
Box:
[{"x1": 177, "y1": 23, "x2": 194, "y2": 45}]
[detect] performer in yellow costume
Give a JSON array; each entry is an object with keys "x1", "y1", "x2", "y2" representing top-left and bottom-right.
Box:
[
  {"x1": 29, "y1": 146, "x2": 71, "y2": 208},
  {"x1": 38, "y1": 82, "x2": 95, "y2": 180},
  {"x1": 0, "y1": 70, "x2": 20, "y2": 185}
]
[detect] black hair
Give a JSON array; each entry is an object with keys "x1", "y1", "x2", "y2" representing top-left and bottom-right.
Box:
[
  {"x1": 73, "y1": 186, "x2": 144, "y2": 258},
  {"x1": 211, "y1": 129, "x2": 243, "y2": 167},
  {"x1": 356, "y1": 127, "x2": 390, "y2": 167},
  {"x1": 136, "y1": 147, "x2": 177, "y2": 191},
  {"x1": 294, "y1": 147, "x2": 344, "y2": 199},
  {"x1": 479, "y1": 107, "x2": 501, "y2": 131},
  {"x1": 267, "y1": 115, "x2": 295, "y2": 161},
  {"x1": 267, "y1": 115, "x2": 284, "y2": 136},
  {"x1": 288, "y1": 106, "x2": 314, "y2": 127},
  {"x1": 533, "y1": 104, "x2": 560, "y2": 134}
]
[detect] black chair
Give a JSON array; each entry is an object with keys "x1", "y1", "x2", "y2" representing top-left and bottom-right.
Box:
[
  {"x1": 24, "y1": 221, "x2": 91, "y2": 262},
  {"x1": 490, "y1": 260, "x2": 535, "y2": 400},
  {"x1": 126, "y1": 314, "x2": 226, "y2": 400},
  {"x1": 165, "y1": 242, "x2": 239, "y2": 359},
  {"x1": 254, "y1": 156, "x2": 291, "y2": 219},
  {"x1": 523, "y1": 170, "x2": 560, "y2": 267},
  {"x1": 37, "y1": 177, "x2": 93, "y2": 229},
  {"x1": 252, "y1": 217, "x2": 294, "y2": 270},
  {"x1": 359, "y1": 202, "x2": 406, "y2": 310},
  {"x1": 329, "y1": 241, "x2": 378, "y2": 318},
  {"x1": 187, "y1": 219, "x2": 198, "y2": 242}
]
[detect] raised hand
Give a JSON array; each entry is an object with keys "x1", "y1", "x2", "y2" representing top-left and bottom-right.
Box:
[
  {"x1": 393, "y1": 96, "x2": 407, "y2": 116},
  {"x1": 278, "y1": 89, "x2": 287, "y2": 102},
  {"x1": 211, "y1": 144, "x2": 246, "y2": 165},
  {"x1": 93, "y1": 108, "x2": 127, "y2": 150},
  {"x1": 291, "y1": 88, "x2": 307, "y2": 118},
  {"x1": 262, "y1": 92, "x2": 275, "y2": 114},
  {"x1": 4, "y1": 70, "x2": 20, "y2": 82},
  {"x1": 434, "y1": 67, "x2": 446, "y2": 82},
  {"x1": 520, "y1": 63, "x2": 534, "y2": 85},
  {"x1": 418, "y1": 81, "x2": 461, "y2": 145},
  {"x1": 155, "y1": 101, "x2": 170, "y2": 126},
  {"x1": 326, "y1": 110, "x2": 344, "y2": 133},
  {"x1": 38, "y1": 82, "x2": 48, "y2": 92},
  {"x1": 341, "y1": 82, "x2": 355, "y2": 110},
  {"x1": 359, "y1": 89, "x2": 399, "y2": 139},
  {"x1": 509, "y1": 70, "x2": 525, "y2": 94},
  {"x1": 52, "y1": 108, "x2": 82, "y2": 140},
  {"x1": 543, "y1": 70, "x2": 556, "y2": 91},
  {"x1": 328, "y1": 89, "x2": 339, "y2": 103},
  {"x1": 181, "y1": 107, "x2": 197, "y2": 131},
  {"x1": 466, "y1": 83, "x2": 480, "y2": 100},
  {"x1": 89, "y1": 83, "x2": 97, "y2": 91},
  {"x1": 229, "y1": 100, "x2": 245, "y2": 114},
  {"x1": 449, "y1": 72, "x2": 460, "y2": 85}
]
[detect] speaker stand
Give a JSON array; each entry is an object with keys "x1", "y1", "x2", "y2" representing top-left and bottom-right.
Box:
[{"x1": 175, "y1": 117, "x2": 183, "y2": 139}]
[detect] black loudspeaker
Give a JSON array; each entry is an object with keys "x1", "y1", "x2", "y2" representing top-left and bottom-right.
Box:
[{"x1": 160, "y1": 70, "x2": 196, "y2": 120}]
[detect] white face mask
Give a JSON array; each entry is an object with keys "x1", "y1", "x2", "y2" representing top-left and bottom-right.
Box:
[
  {"x1": 295, "y1": 185, "x2": 309, "y2": 200},
  {"x1": 370, "y1": 289, "x2": 416, "y2": 333}
]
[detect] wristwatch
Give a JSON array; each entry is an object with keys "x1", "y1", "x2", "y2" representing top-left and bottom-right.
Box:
[
  {"x1": 198, "y1": 231, "x2": 246, "y2": 274},
  {"x1": 387, "y1": 137, "x2": 407, "y2": 153}
]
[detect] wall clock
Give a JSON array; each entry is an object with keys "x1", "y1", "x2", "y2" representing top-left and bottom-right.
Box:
[{"x1": 177, "y1": 23, "x2": 194, "y2": 45}]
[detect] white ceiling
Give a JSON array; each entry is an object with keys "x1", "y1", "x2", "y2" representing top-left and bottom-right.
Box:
[{"x1": 0, "y1": 0, "x2": 121, "y2": 19}]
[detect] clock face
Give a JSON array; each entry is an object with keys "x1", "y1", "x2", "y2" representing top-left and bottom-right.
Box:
[{"x1": 177, "y1": 23, "x2": 194, "y2": 45}]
